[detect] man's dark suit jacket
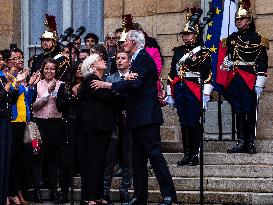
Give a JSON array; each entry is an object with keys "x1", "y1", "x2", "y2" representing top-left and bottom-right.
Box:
[
  {"x1": 111, "y1": 49, "x2": 163, "y2": 129},
  {"x1": 78, "y1": 74, "x2": 117, "y2": 132}
]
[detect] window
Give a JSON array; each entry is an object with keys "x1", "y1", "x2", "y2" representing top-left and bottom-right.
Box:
[
  {"x1": 21, "y1": 0, "x2": 104, "y2": 64},
  {"x1": 201, "y1": 0, "x2": 213, "y2": 38}
]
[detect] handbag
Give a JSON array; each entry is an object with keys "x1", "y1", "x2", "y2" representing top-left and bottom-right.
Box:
[
  {"x1": 23, "y1": 121, "x2": 42, "y2": 143},
  {"x1": 158, "y1": 78, "x2": 167, "y2": 107}
]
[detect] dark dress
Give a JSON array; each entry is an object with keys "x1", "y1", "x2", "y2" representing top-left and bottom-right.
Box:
[
  {"x1": 0, "y1": 74, "x2": 19, "y2": 205},
  {"x1": 77, "y1": 74, "x2": 117, "y2": 201}
]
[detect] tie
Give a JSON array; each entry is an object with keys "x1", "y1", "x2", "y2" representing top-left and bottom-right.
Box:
[{"x1": 120, "y1": 75, "x2": 125, "y2": 80}]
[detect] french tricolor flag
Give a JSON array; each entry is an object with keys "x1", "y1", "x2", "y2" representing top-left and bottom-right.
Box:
[{"x1": 205, "y1": 0, "x2": 237, "y2": 90}]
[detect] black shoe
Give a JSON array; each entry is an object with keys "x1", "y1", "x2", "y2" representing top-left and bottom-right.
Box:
[
  {"x1": 158, "y1": 197, "x2": 173, "y2": 205},
  {"x1": 227, "y1": 143, "x2": 247, "y2": 153},
  {"x1": 177, "y1": 153, "x2": 190, "y2": 166},
  {"x1": 120, "y1": 193, "x2": 130, "y2": 203},
  {"x1": 34, "y1": 188, "x2": 42, "y2": 203},
  {"x1": 80, "y1": 201, "x2": 89, "y2": 205},
  {"x1": 122, "y1": 197, "x2": 147, "y2": 205},
  {"x1": 246, "y1": 143, "x2": 257, "y2": 154},
  {"x1": 50, "y1": 186, "x2": 58, "y2": 201},
  {"x1": 188, "y1": 155, "x2": 199, "y2": 166},
  {"x1": 54, "y1": 192, "x2": 68, "y2": 204}
]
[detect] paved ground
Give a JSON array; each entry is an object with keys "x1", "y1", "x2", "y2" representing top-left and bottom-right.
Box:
[{"x1": 29, "y1": 202, "x2": 222, "y2": 205}]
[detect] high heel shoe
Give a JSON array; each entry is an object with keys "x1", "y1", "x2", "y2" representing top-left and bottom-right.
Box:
[
  {"x1": 50, "y1": 186, "x2": 58, "y2": 201},
  {"x1": 34, "y1": 187, "x2": 42, "y2": 203},
  {"x1": 17, "y1": 190, "x2": 30, "y2": 204},
  {"x1": 8, "y1": 196, "x2": 22, "y2": 205}
]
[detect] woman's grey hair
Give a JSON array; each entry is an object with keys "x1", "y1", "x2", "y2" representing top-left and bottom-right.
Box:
[
  {"x1": 81, "y1": 53, "x2": 100, "y2": 78},
  {"x1": 126, "y1": 30, "x2": 145, "y2": 49}
]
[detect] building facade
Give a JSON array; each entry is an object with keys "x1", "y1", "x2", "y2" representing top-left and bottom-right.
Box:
[{"x1": 1, "y1": 0, "x2": 272, "y2": 147}]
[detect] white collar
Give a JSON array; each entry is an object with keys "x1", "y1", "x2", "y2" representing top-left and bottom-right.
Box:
[
  {"x1": 131, "y1": 48, "x2": 143, "y2": 62},
  {"x1": 118, "y1": 70, "x2": 129, "y2": 77}
]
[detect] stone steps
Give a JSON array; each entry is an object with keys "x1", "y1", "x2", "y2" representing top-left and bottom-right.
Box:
[
  {"x1": 32, "y1": 189, "x2": 273, "y2": 204},
  {"x1": 72, "y1": 176, "x2": 273, "y2": 193},
  {"x1": 163, "y1": 152, "x2": 273, "y2": 165},
  {"x1": 162, "y1": 140, "x2": 273, "y2": 153},
  {"x1": 28, "y1": 151, "x2": 273, "y2": 204}
]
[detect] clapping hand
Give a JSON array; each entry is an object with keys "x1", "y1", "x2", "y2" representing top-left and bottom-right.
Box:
[
  {"x1": 16, "y1": 70, "x2": 27, "y2": 83},
  {"x1": 72, "y1": 84, "x2": 81, "y2": 97},
  {"x1": 29, "y1": 71, "x2": 41, "y2": 87},
  {"x1": 48, "y1": 79, "x2": 57, "y2": 94}
]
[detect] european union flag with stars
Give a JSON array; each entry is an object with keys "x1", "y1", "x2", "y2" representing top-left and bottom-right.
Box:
[{"x1": 205, "y1": 0, "x2": 223, "y2": 83}]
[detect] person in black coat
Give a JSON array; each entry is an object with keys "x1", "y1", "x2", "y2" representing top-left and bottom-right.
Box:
[
  {"x1": 91, "y1": 30, "x2": 177, "y2": 205},
  {"x1": 0, "y1": 65, "x2": 19, "y2": 205},
  {"x1": 77, "y1": 54, "x2": 117, "y2": 205},
  {"x1": 55, "y1": 61, "x2": 84, "y2": 204}
]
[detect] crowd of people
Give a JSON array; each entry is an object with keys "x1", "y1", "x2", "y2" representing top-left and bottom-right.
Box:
[{"x1": 0, "y1": 2, "x2": 269, "y2": 205}]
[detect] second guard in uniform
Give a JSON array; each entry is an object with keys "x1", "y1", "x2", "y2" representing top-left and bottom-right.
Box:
[
  {"x1": 165, "y1": 8, "x2": 213, "y2": 166},
  {"x1": 221, "y1": 0, "x2": 269, "y2": 154}
]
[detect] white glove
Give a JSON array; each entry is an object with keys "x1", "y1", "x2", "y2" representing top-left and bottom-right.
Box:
[
  {"x1": 255, "y1": 86, "x2": 263, "y2": 97},
  {"x1": 202, "y1": 95, "x2": 210, "y2": 109},
  {"x1": 163, "y1": 95, "x2": 175, "y2": 107}
]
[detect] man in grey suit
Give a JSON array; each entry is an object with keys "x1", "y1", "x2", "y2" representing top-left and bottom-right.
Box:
[{"x1": 103, "y1": 50, "x2": 133, "y2": 204}]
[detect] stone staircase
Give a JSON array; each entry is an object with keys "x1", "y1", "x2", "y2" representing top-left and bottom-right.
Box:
[{"x1": 31, "y1": 140, "x2": 273, "y2": 205}]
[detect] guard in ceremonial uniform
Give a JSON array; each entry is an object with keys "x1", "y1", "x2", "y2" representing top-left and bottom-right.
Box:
[
  {"x1": 31, "y1": 14, "x2": 61, "y2": 74},
  {"x1": 222, "y1": 0, "x2": 269, "y2": 154},
  {"x1": 165, "y1": 8, "x2": 213, "y2": 166}
]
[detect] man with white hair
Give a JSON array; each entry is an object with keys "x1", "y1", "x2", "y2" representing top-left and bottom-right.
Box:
[{"x1": 91, "y1": 30, "x2": 177, "y2": 205}]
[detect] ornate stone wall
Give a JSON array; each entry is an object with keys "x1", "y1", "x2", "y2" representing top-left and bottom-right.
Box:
[
  {"x1": 253, "y1": 0, "x2": 273, "y2": 139},
  {"x1": 104, "y1": 0, "x2": 273, "y2": 148},
  {"x1": 0, "y1": 0, "x2": 21, "y2": 49},
  {"x1": 0, "y1": 0, "x2": 272, "y2": 144}
]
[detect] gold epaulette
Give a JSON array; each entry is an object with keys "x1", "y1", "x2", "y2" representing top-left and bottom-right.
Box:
[
  {"x1": 260, "y1": 35, "x2": 269, "y2": 49},
  {"x1": 222, "y1": 38, "x2": 227, "y2": 48}
]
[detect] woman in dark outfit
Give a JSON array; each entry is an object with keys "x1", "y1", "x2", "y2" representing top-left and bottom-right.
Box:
[
  {"x1": 55, "y1": 61, "x2": 84, "y2": 204},
  {"x1": 78, "y1": 54, "x2": 117, "y2": 205}
]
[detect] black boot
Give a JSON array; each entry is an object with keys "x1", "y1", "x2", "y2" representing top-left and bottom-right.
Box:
[
  {"x1": 227, "y1": 113, "x2": 247, "y2": 153},
  {"x1": 188, "y1": 154, "x2": 199, "y2": 166},
  {"x1": 227, "y1": 138, "x2": 247, "y2": 153},
  {"x1": 34, "y1": 187, "x2": 42, "y2": 203},
  {"x1": 177, "y1": 128, "x2": 190, "y2": 166},
  {"x1": 177, "y1": 152, "x2": 190, "y2": 166},
  {"x1": 188, "y1": 124, "x2": 201, "y2": 160},
  {"x1": 50, "y1": 186, "x2": 58, "y2": 201},
  {"x1": 54, "y1": 191, "x2": 68, "y2": 204},
  {"x1": 245, "y1": 112, "x2": 257, "y2": 154}
]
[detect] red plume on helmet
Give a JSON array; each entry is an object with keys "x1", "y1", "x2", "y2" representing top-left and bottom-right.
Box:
[
  {"x1": 45, "y1": 14, "x2": 57, "y2": 32},
  {"x1": 242, "y1": 0, "x2": 251, "y2": 9},
  {"x1": 40, "y1": 14, "x2": 59, "y2": 42},
  {"x1": 122, "y1": 14, "x2": 134, "y2": 32}
]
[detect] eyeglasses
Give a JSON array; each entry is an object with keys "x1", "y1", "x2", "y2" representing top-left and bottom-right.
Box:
[
  {"x1": 9, "y1": 57, "x2": 23, "y2": 61},
  {"x1": 107, "y1": 37, "x2": 116, "y2": 40}
]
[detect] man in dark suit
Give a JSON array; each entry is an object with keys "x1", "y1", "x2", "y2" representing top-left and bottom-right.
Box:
[
  {"x1": 91, "y1": 30, "x2": 176, "y2": 205},
  {"x1": 104, "y1": 50, "x2": 133, "y2": 204}
]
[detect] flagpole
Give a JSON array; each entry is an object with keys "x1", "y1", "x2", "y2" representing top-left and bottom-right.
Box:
[{"x1": 199, "y1": 73, "x2": 205, "y2": 205}]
